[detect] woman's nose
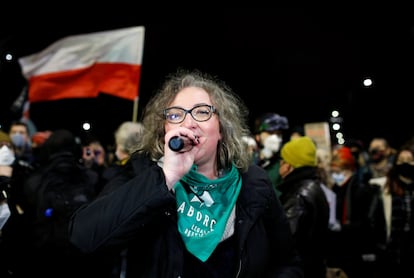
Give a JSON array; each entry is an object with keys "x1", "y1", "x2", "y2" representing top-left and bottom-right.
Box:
[{"x1": 181, "y1": 113, "x2": 197, "y2": 127}]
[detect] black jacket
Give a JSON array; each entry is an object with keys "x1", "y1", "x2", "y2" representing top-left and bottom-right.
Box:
[
  {"x1": 69, "y1": 153, "x2": 303, "y2": 277},
  {"x1": 278, "y1": 166, "x2": 330, "y2": 278}
]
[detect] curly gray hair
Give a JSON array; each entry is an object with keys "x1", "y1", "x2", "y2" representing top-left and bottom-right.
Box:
[{"x1": 136, "y1": 69, "x2": 252, "y2": 172}]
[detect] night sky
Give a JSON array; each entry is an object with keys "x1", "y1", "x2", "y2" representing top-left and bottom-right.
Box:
[{"x1": 1, "y1": 7, "x2": 413, "y2": 148}]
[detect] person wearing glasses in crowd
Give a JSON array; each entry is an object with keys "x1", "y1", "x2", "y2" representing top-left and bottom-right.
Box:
[{"x1": 69, "y1": 69, "x2": 304, "y2": 277}]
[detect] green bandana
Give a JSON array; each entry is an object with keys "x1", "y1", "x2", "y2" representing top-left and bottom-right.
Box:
[{"x1": 174, "y1": 164, "x2": 242, "y2": 262}]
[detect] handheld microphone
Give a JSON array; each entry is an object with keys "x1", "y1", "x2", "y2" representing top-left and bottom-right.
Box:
[{"x1": 168, "y1": 136, "x2": 198, "y2": 152}]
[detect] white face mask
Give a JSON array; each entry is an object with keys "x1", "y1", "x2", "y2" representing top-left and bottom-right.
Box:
[
  {"x1": 0, "y1": 202, "x2": 11, "y2": 229},
  {"x1": 0, "y1": 145, "x2": 15, "y2": 166},
  {"x1": 332, "y1": 172, "x2": 346, "y2": 185},
  {"x1": 261, "y1": 134, "x2": 282, "y2": 159}
]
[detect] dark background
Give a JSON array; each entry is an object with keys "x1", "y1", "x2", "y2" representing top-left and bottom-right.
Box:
[{"x1": 1, "y1": 7, "x2": 413, "y2": 148}]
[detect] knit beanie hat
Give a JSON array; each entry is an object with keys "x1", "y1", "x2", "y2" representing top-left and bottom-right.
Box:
[
  {"x1": 281, "y1": 136, "x2": 317, "y2": 168},
  {"x1": 331, "y1": 146, "x2": 356, "y2": 170},
  {"x1": 257, "y1": 113, "x2": 289, "y2": 133},
  {"x1": 0, "y1": 131, "x2": 11, "y2": 145}
]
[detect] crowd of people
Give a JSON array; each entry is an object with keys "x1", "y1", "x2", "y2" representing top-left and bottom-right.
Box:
[{"x1": 1, "y1": 68, "x2": 414, "y2": 277}]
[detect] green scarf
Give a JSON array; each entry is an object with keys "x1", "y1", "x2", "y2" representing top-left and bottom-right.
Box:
[{"x1": 174, "y1": 164, "x2": 242, "y2": 262}]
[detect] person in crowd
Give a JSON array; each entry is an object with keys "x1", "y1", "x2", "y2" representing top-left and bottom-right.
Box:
[
  {"x1": 289, "y1": 125, "x2": 305, "y2": 141},
  {"x1": 315, "y1": 148, "x2": 334, "y2": 188},
  {"x1": 254, "y1": 112, "x2": 289, "y2": 194},
  {"x1": 81, "y1": 137, "x2": 109, "y2": 193},
  {"x1": 30, "y1": 130, "x2": 53, "y2": 168},
  {"x1": 278, "y1": 136, "x2": 330, "y2": 277},
  {"x1": 82, "y1": 137, "x2": 108, "y2": 170},
  {"x1": 22, "y1": 129, "x2": 109, "y2": 277},
  {"x1": 99, "y1": 121, "x2": 144, "y2": 196},
  {"x1": 315, "y1": 148, "x2": 338, "y2": 230},
  {"x1": 326, "y1": 145, "x2": 378, "y2": 278},
  {"x1": 113, "y1": 121, "x2": 144, "y2": 165},
  {"x1": 93, "y1": 121, "x2": 146, "y2": 277},
  {"x1": 0, "y1": 131, "x2": 15, "y2": 277},
  {"x1": 368, "y1": 138, "x2": 414, "y2": 277},
  {"x1": 0, "y1": 131, "x2": 15, "y2": 186},
  {"x1": 6, "y1": 121, "x2": 37, "y2": 215},
  {"x1": 8, "y1": 120, "x2": 33, "y2": 164},
  {"x1": 365, "y1": 137, "x2": 396, "y2": 185},
  {"x1": 344, "y1": 138, "x2": 370, "y2": 184},
  {"x1": 7, "y1": 120, "x2": 37, "y2": 201},
  {"x1": 0, "y1": 122, "x2": 38, "y2": 277},
  {"x1": 242, "y1": 134, "x2": 259, "y2": 165},
  {"x1": 69, "y1": 69, "x2": 304, "y2": 277}
]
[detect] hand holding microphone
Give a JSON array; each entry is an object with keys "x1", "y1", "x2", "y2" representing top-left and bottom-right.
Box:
[{"x1": 168, "y1": 135, "x2": 199, "y2": 152}]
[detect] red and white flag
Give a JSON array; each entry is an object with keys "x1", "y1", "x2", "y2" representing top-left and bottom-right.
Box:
[{"x1": 18, "y1": 26, "x2": 145, "y2": 102}]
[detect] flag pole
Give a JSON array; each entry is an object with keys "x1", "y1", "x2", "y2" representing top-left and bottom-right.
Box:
[{"x1": 132, "y1": 96, "x2": 139, "y2": 122}]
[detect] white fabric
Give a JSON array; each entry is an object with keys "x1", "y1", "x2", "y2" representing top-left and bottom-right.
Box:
[{"x1": 19, "y1": 26, "x2": 145, "y2": 78}]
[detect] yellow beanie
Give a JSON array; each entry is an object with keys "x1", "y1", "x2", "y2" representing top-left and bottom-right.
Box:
[
  {"x1": 281, "y1": 136, "x2": 317, "y2": 168},
  {"x1": 0, "y1": 130, "x2": 11, "y2": 144}
]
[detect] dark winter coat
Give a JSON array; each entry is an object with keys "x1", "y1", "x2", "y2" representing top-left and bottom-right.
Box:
[
  {"x1": 278, "y1": 166, "x2": 330, "y2": 278},
  {"x1": 69, "y1": 152, "x2": 304, "y2": 277}
]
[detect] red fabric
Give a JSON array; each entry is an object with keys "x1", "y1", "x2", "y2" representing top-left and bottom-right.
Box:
[
  {"x1": 28, "y1": 63, "x2": 141, "y2": 102},
  {"x1": 331, "y1": 146, "x2": 356, "y2": 170}
]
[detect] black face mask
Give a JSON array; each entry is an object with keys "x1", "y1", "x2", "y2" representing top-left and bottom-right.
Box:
[
  {"x1": 369, "y1": 148, "x2": 385, "y2": 163},
  {"x1": 396, "y1": 163, "x2": 414, "y2": 181}
]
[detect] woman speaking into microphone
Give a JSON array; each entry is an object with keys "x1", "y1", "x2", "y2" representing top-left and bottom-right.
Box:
[{"x1": 69, "y1": 69, "x2": 303, "y2": 277}]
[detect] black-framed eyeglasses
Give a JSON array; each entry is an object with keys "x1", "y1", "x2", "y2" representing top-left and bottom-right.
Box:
[{"x1": 163, "y1": 104, "x2": 217, "y2": 124}]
